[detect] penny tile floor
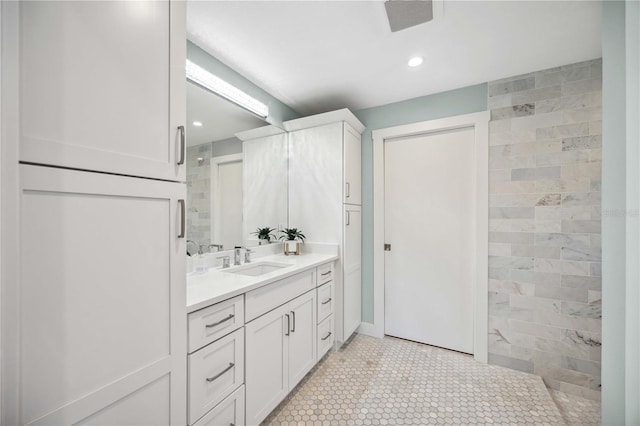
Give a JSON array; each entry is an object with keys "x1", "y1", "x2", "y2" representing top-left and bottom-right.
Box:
[
  {"x1": 263, "y1": 334, "x2": 600, "y2": 425},
  {"x1": 548, "y1": 389, "x2": 600, "y2": 426}
]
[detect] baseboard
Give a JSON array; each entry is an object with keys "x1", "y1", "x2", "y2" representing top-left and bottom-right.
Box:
[{"x1": 357, "y1": 322, "x2": 384, "y2": 338}]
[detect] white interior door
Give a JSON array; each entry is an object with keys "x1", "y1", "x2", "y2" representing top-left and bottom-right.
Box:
[
  {"x1": 384, "y1": 127, "x2": 475, "y2": 354},
  {"x1": 212, "y1": 158, "x2": 243, "y2": 249}
]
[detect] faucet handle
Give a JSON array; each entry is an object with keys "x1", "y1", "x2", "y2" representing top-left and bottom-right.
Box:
[{"x1": 216, "y1": 255, "x2": 230, "y2": 269}]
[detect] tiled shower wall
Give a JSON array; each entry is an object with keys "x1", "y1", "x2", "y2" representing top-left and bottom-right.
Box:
[
  {"x1": 487, "y1": 59, "x2": 602, "y2": 401},
  {"x1": 186, "y1": 143, "x2": 212, "y2": 245}
]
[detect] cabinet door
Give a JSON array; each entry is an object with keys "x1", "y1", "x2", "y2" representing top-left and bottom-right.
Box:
[
  {"x1": 343, "y1": 205, "x2": 362, "y2": 340},
  {"x1": 16, "y1": 164, "x2": 186, "y2": 425},
  {"x1": 18, "y1": 1, "x2": 186, "y2": 181},
  {"x1": 287, "y1": 290, "x2": 317, "y2": 389},
  {"x1": 245, "y1": 305, "x2": 289, "y2": 426},
  {"x1": 343, "y1": 123, "x2": 362, "y2": 205},
  {"x1": 192, "y1": 386, "x2": 245, "y2": 426}
]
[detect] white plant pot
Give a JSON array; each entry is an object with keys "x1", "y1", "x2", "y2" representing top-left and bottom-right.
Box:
[{"x1": 284, "y1": 240, "x2": 300, "y2": 255}]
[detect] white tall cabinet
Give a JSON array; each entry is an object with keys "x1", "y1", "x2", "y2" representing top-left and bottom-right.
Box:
[
  {"x1": 286, "y1": 110, "x2": 364, "y2": 344},
  {"x1": 1, "y1": 1, "x2": 187, "y2": 424}
]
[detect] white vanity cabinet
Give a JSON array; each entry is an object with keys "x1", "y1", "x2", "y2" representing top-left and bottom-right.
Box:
[
  {"x1": 286, "y1": 109, "x2": 364, "y2": 345},
  {"x1": 245, "y1": 289, "x2": 317, "y2": 425},
  {"x1": 17, "y1": 0, "x2": 186, "y2": 181}
]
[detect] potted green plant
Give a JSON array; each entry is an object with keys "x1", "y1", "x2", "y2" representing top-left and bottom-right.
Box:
[
  {"x1": 251, "y1": 226, "x2": 277, "y2": 244},
  {"x1": 279, "y1": 228, "x2": 306, "y2": 255}
]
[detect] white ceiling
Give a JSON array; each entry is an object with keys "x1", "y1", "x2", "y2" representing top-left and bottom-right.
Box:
[
  {"x1": 186, "y1": 81, "x2": 266, "y2": 146},
  {"x1": 187, "y1": 1, "x2": 602, "y2": 117}
]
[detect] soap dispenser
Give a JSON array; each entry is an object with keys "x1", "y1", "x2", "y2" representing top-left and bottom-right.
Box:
[{"x1": 194, "y1": 245, "x2": 208, "y2": 274}]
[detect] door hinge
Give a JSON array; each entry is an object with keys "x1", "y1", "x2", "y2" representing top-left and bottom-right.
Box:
[{"x1": 384, "y1": 244, "x2": 391, "y2": 251}]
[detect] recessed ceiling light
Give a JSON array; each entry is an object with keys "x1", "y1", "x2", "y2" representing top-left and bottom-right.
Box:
[
  {"x1": 192, "y1": 121, "x2": 203, "y2": 127},
  {"x1": 408, "y1": 56, "x2": 423, "y2": 67}
]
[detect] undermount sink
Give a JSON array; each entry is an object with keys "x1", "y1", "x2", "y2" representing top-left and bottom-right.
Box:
[{"x1": 225, "y1": 261, "x2": 292, "y2": 277}]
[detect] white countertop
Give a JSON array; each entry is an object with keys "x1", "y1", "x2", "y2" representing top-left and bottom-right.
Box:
[{"x1": 186, "y1": 252, "x2": 338, "y2": 314}]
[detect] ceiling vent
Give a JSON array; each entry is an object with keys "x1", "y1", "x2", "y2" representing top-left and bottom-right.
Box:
[{"x1": 384, "y1": 0, "x2": 435, "y2": 32}]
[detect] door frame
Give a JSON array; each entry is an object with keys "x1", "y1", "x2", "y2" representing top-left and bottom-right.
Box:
[
  {"x1": 369, "y1": 111, "x2": 489, "y2": 363},
  {"x1": 210, "y1": 153, "x2": 243, "y2": 246}
]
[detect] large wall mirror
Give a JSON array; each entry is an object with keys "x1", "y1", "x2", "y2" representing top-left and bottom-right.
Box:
[{"x1": 186, "y1": 80, "x2": 288, "y2": 253}]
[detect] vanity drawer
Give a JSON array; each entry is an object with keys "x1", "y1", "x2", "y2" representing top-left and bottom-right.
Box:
[
  {"x1": 317, "y1": 262, "x2": 334, "y2": 285},
  {"x1": 317, "y1": 281, "x2": 334, "y2": 324},
  {"x1": 193, "y1": 385, "x2": 245, "y2": 426},
  {"x1": 188, "y1": 328, "x2": 245, "y2": 425},
  {"x1": 245, "y1": 269, "x2": 315, "y2": 322},
  {"x1": 317, "y1": 314, "x2": 334, "y2": 360},
  {"x1": 188, "y1": 295, "x2": 244, "y2": 353}
]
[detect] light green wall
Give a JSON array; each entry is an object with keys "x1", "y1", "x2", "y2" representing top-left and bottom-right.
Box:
[
  {"x1": 602, "y1": 2, "x2": 627, "y2": 424},
  {"x1": 625, "y1": 2, "x2": 640, "y2": 423},
  {"x1": 353, "y1": 84, "x2": 488, "y2": 323},
  {"x1": 187, "y1": 41, "x2": 301, "y2": 127}
]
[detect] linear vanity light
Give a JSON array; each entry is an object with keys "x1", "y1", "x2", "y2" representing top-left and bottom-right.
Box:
[{"x1": 186, "y1": 59, "x2": 269, "y2": 119}]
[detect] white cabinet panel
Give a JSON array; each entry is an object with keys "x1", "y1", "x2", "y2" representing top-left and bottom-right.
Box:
[
  {"x1": 18, "y1": 164, "x2": 186, "y2": 425},
  {"x1": 317, "y1": 281, "x2": 334, "y2": 324},
  {"x1": 343, "y1": 205, "x2": 362, "y2": 340},
  {"x1": 193, "y1": 385, "x2": 245, "y2": 426},
  {"x1": 78, "y1": 375, "x2": 171, "y2": 426},
  {"x1": 245, "y1": 305, "x2": 289, "y2": 426},
  {"x1": 188, "y1": 295, "x2": 244, "y2": 353},
  {"x1": 188, "y1": 328, "x2": 244, "y2": 425},
  {"x1": 245, "y1": 270, "x2": 315, "y2": 322},
  {"x1": 19, "y1": 1, "x2": 186, "y2": 181},
  {"x1": 317, "y1": 315, "x2": 335, "y2": 360},
  {"x1": 317, "y1": 262, "x2": 334, "y2": 286},
  {"x1": 287, "y1": 291, "x2": 317, "y2": 389},
  {"x1": 343, "y1": 123, "x2": 362, "y2": 205},
  {"x1": 245, "y1": 289, "x2": 318, "y2": 425}
]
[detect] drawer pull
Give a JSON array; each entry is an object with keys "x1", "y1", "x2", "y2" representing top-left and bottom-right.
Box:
[
  {"x1": 205, "y1": 314, "x2": 234, "y2": 328},
  {"x1": 291, "y1": 311, "x2": 296, "y2": 333},
  {"x1": 320, "y1": 271, "x2": 332, "y2": 277},
  {"x1": 285, "y1": 313, "x2": 290, "y2": 336},
  {"x1": 177, "y1": 126, "x2": 186, "y2": 165},
  {"x1": 205, "y1": 362, "x2": 234, "y2": 383},
  {"x1": 321, "y1": 297, "x2": 332, "y2": 305},
  {"x1": 321, "y1": 332, "x2": 332, "y2": 341}
]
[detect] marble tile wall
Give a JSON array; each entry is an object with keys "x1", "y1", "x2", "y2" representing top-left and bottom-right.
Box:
[
  {"x1": 487, "y1": 59, "x2": 602, "y2": 401},
  {"x1": 186, "y1": 143, "x2": 212, "y2": 246}
]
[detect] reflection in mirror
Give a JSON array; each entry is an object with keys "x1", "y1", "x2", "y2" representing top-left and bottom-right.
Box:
[
  {"x1": 241, "y1": 129, "x2": 288, "y2": 247},
  {"x1": 186, "y1": 80, "x2": 286, "y2": 253}
]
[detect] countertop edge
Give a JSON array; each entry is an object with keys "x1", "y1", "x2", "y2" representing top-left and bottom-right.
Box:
[{"x1": 186, "y1": 254, "x2": 338, "y2": 314}]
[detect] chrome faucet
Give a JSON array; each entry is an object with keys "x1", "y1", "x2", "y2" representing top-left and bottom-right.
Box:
[
  {"x1": 208, "y1": 243, "x2": 223, "y2": 252},
  {"x1": 244, "y1": 248, "x2": 253, "y2": 263},
  {"x1": 234, "y1": 246, "x2": 242, "y2": 266},
  {"x1": 217, "y1": 255, "x2": 230, "y2": 269}
]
